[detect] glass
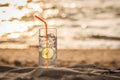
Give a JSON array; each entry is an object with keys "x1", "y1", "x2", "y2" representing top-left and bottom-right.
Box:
[{"x1": 39, "y1": 28, "x2": 57, "y2": 68}]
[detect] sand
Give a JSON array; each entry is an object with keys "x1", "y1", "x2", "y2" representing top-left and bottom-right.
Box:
[
  {"x1": 0, "y1": 46, "x2": 120, "y2": 68},
  {"x1": 0, "y1": 47, "x2": 120, "y2": 80},
  {"x1": 0, "y1": 64, "x2": 120, "y2": 80}
]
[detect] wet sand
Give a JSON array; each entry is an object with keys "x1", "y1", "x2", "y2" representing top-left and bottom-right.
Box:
[{"x1": 0, "y1": 46, "x2": 120, "y2": 68}]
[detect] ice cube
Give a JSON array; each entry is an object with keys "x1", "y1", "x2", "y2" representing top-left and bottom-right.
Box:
[{"x1": 48, "y1": 33, "x2": 56, "y2": 38}]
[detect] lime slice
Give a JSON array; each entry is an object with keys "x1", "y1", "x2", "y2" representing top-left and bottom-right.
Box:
[{"x1": 42, "y1": 48, "x2": 54, "y2": 59}]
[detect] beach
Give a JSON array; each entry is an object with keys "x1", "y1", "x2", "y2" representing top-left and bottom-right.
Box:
[
  {"x1": 0, "y1": 61, "x2": 120, "y2": 80},
  {"x1": 0, "y1": 47, "x2": 120, "y2": 80},
  {"x1": 0, "y1": 47, "x2": 120, "y2": 68},
  {"x1": 0, "y1": 0, "x2": 120, "y2": 79}
]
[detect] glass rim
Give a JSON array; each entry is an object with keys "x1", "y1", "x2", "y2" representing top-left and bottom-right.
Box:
[{"x1": 39, "y1": 27, "x2": 57, "y2": 35}]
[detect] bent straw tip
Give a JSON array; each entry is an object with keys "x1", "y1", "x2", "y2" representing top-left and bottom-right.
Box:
[
  {"x1": 33, "y1": 13, "x2": 40, "y2": 18},
  {"x1": 34, "y1": 15, "x2": 38, "y2": 18}
]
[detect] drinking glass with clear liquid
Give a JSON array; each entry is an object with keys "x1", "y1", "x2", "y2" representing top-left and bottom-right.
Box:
[{"x1": 39, "y1": 28, "x2": 57, "y2": 68}]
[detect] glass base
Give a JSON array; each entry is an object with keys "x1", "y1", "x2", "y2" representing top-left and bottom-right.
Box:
[{"x1": 38, "y1": 65, "x2": 56, "y2": 68}]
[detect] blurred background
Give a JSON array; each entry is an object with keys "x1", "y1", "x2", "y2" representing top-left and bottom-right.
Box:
[{"x1": 0, "y1": 0, "x2": 120, "y2": 68}]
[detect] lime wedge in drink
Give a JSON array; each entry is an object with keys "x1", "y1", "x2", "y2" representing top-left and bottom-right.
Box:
[{"x1": 42, "y1": 48, "x2": 54, "y2": 59}]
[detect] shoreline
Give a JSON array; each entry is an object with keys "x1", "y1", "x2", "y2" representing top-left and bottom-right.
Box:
[{"x1": 0, "y1": 47, "x2": 120, "y2": 68}]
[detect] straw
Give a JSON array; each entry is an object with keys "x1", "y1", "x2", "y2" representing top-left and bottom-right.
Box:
[
  {"x1": 34, "y1": 15, "x2": 49, "y2": 48},
  {"x1": 34, "y1": 15, "x2": 49, "y2": 68}
]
